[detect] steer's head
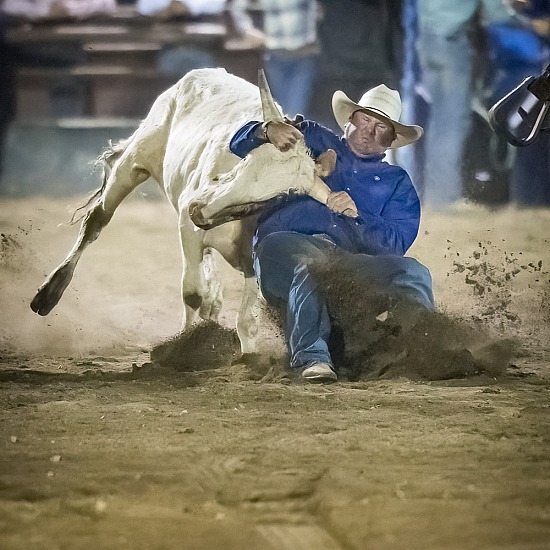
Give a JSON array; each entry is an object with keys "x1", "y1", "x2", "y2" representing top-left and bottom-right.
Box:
[{"x1": 189, "y1": 70, "x2": 334, "y2": 230}]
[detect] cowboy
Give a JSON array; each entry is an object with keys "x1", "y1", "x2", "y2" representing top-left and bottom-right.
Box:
[{"x1": 230, "y1": 84, "x2": 435, "y2": 382}]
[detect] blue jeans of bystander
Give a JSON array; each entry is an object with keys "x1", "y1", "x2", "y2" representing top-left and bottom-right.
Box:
[
  {"x1": 264, "y1": 49, "x2": 318, "y2": 118},
  {"x1": 416, "y1": 27, "x2": 474, "y2": 205}
]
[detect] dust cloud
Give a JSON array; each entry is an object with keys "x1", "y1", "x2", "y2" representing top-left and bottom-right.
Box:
[
  {"x1": 0, "y1": 198, "x2": 549, "y2": 380},
  {"x1": 0, "y1": 197, "x2": 184, "y2": 358},
  {"x1": 311, "y1": 254, "x2": 517, "y2": 381}
]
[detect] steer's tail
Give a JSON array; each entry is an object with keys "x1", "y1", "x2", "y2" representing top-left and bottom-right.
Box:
[
  {"x1": 70, "y1": 80, "x2": 177, "y2": 224},
  {"x1": 69, "y1": 138, "x2": 130, "y2": 225}
]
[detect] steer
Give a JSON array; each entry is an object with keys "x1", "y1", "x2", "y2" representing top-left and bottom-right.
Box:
[{"x1": 30, "y1": 68, "x2": 334, "y2": 356}]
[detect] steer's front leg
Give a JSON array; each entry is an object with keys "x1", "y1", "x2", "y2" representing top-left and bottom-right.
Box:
[
  {"x1": 198, "y1": 248, "x2": 223, "y2": 321},
  {"x1": 178, "y1": 230, "x2": 205, "y2": 329},
  {"x1": 236, "y1": 274, "x2": 261, "y2": 355}
]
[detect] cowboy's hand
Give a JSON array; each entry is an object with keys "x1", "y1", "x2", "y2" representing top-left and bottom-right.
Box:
[
  {"x1": 532, "y1": 17, "x2": 550, "y2": 38},
  {"x1": 264, "y1": 121, "x2": 303, "y2": 152},
  {"x1": 326, "y1": 191, "x2": 358, "y2": 218}
]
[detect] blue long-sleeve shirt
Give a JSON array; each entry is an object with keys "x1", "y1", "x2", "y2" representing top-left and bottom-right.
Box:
[{"x1": 229, "y1": 119, "x2": 421, "y2": 256}]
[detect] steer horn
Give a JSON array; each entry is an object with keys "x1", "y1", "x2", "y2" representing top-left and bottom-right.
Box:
[{"x1": 258, "y1": 69, "x2": 284, "y2": 123}]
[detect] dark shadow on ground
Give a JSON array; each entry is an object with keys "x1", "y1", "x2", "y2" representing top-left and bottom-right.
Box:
[{"x1": 0, "y1": 364, "x2": 202, "y2": 386}]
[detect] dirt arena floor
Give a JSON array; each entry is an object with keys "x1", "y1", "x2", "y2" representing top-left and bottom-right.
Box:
[{"x1": 1, "y1": 195, "x2": 549, "y2": 549}]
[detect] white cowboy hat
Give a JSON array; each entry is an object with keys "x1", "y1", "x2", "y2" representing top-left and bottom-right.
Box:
[{"x1": 332, "y1": 84, "x2": 423, "y2": 149}]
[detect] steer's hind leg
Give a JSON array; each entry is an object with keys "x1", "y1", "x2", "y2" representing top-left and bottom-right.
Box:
[
  {"x1": 31, "y1": 148, "x2": 151, "y2": 316},
  {"x1": 31, "y1": 204, "x2": 112, "y2": 315}
]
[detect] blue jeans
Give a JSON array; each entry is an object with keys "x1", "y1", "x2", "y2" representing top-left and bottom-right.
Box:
[{"x1": 253, "y1": 232, "x2": 435, "y2": 371}]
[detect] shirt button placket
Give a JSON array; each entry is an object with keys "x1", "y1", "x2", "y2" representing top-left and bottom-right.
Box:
[{"x1": 350, "y1": 161, "x2": 357, "y2": 191}]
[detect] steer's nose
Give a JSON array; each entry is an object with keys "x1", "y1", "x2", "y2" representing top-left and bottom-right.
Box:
[{"x1": 188, "y1": 201, "x2": 212, "y2": 229}]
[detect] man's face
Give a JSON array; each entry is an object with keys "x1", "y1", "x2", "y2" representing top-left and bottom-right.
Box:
[{"x1": 345, "y1": 110, "x2": 395, "y2": 156}]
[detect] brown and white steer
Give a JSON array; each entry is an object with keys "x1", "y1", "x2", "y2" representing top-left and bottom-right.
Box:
[{"x1": 30, "y1": 68, "x2": 334, "y2": 356}]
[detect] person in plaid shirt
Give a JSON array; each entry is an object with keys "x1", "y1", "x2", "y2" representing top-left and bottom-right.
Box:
[{"x1": 229, "y1": 0, "x2": 320, "y2": 117}]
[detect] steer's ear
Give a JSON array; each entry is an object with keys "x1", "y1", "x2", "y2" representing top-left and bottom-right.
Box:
[
  {"x1": 258, "y1": 69, "x2": 284, "y2": 123},
  {"x1": 315, "y1": 149, "x2": 337, "y2": 179}
]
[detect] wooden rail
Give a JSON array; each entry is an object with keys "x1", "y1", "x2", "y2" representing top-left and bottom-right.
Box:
[{"x1": 5, "y1": 9, "x2": 261, "y2": 119}]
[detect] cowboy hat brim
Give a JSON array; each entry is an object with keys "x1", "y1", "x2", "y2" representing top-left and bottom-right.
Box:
[{"x1": 332, "y1": 90, "x2": 423, "y2": 149}]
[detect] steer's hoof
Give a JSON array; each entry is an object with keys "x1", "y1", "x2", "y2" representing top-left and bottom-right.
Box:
[
  {"x1": 30, "y1": 284, "x2": 58, "y2": 316},
  {"x1": 30, "y1": 264, "x2": 75, "y2": 316}
]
